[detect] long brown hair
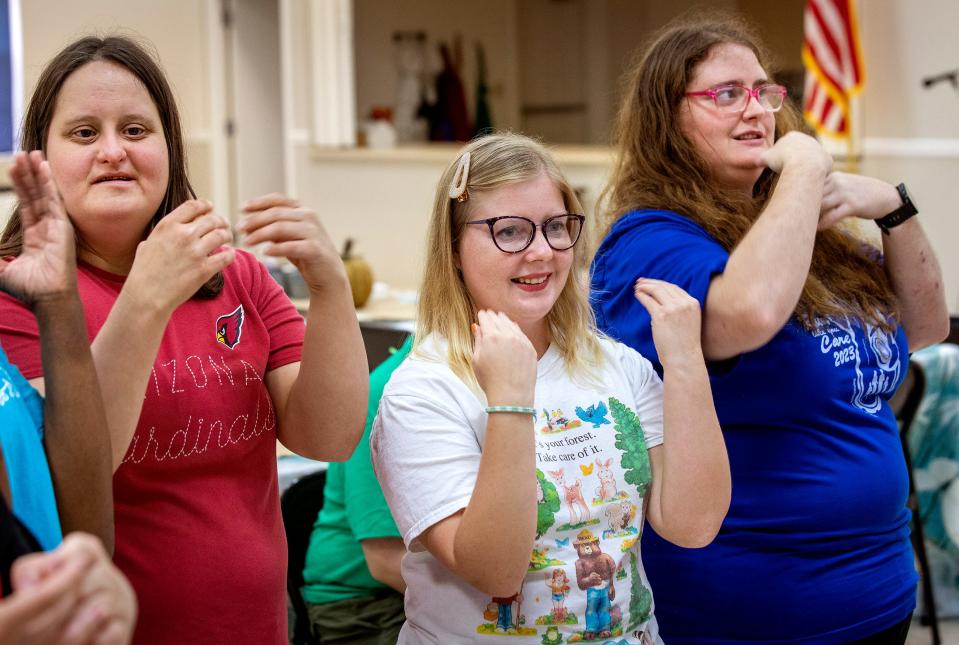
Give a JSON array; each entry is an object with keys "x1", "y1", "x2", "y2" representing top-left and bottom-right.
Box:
[
  {"x1": 0, "y1": 35, "x2": 222, "y2": 297},
  {"x1": 601, "y1": 14, "x2": 896, "y2": 330},
  {"x1": 418, "y1": 133, "x2": 604, "y2": 387}
]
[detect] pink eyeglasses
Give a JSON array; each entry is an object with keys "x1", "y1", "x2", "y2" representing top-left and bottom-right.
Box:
[{"x1": 684, "y1": 83, "x2": 788, "y2": 113}]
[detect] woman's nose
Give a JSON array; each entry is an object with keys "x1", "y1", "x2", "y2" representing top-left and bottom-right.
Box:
[
  {"x1": 97, "y1": 134, "x2": 127, "y2": 164},
  {"x1": 524, "y1": 227, "x2": 555, "y2": 260}
]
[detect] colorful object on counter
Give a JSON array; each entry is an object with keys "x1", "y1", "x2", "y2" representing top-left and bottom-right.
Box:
[{"x1": 341, "y1": 238, "x2": 373, "y2": 308}]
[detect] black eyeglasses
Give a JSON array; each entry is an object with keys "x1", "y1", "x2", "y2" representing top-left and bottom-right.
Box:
[{"x1": 465, "y1": 214, "x2": 585, "y2": 253}]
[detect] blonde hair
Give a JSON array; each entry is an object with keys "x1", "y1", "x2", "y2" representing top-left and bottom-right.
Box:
[{"x1": 417, "y1": 132, "x2": 604, "y2": 386}]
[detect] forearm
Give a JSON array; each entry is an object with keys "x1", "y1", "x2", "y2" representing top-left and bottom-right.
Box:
[
  {"x1": 34, "y1": 294, "x2": 114, "y2": 551},
  {"x1": 650, "y1": 356, "x2": 730, "y2": 547},
  {"x1": 453, "y1": 415, "x2": 537, "y2": 596},
  {"x1": 277, "y1": 277, "x2": 368, "y2": 460},
  {"x1": 361, "y1": 538, "x2": 407, "y2": 593},
  {"x1": 704, "y1": 164, "x2": 826, "y2": 359},
  {"x1": 91, "y1": 290, "x2": 171, "y2": 470},
  {"x1": 881, "y1": 217, "x2": 949, "y2": 350}
]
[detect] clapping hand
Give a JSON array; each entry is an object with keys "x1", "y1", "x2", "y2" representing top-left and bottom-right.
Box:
[
  {"x1": 471, "y1": 310, "x2": 537, "y2": 408},
  {"x1": 760, "y1": 131, "x2": 832, "y2": 177},
  {"x1": 0, "y1": 151, "x2": 76, "y2": 307},
  {"x1": 125, "y1": 199, "x2": 235, "y2": 316},
  {"x1": 634, "y1": 278, "x2": 704, "y2": 369},
  {"x1": 819, "y1": 172, "x2": 902, "y2": 231},
  {"x1": 237, "y1": 194, "x2": 346, "y2": 295}
]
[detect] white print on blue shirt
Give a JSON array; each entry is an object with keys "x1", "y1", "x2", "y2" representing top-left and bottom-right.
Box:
[
  {"x1": 815, "y1": 317, "x2": 902, "y2": 415},
  {"x1": 0, "y1": 367, "x2": 23, "y2": 407}
]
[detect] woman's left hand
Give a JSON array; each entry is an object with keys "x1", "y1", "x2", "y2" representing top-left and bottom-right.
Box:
[
  {"x1": 819, "y1": 172, "x2": 902, "y2": 231},
  {"x1": 238, "y1": 194, "x2": 346, "y2": 294}
]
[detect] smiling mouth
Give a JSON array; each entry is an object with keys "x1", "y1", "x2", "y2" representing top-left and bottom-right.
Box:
[
  {"x1": 512, "y1": 276, "x2": 548, "y2": 285},
  {"x1": 733, "y1": 132, "x2": 764, "y2": 141}
]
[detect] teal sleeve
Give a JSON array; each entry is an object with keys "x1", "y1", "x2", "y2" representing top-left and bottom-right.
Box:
[{"x1": 343, "y1": 336, "x2": 413, "y2": 541}]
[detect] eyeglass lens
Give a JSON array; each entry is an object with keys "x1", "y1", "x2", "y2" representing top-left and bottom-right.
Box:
[
  {"x1": 491, "y1": 215, "x2": 582, "y2": 252},
  {"x1": 714, "y1": 85, "x2": 785, "y2": 112}
]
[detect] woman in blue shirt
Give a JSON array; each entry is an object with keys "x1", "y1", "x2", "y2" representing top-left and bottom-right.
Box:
[{"x1": 591, "y1": 14, "x2": 949, "y2": 645}]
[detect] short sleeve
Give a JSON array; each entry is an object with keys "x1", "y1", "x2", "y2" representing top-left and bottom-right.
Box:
[
  {"x1": 616, "y1": 343, "x2": 664, "y2": 450},
  {"x1": 592, "y1": 210, "x2": 729, "y2": 371},
  {"x1": 343, "y1": 424, "x2": 402, "y2": 541},
  {"x1": 0, "y1": 348, "x2": 43, "y2": 436},
  {"x1": 0, "y1": 292, "x2": 42, "y2": 380},
  {"x1": 241, "y1": 251, "x2": 304, "y2": 371},
  {"x1": 371, "y1": 366, "x2": 481, "y2": 549}
]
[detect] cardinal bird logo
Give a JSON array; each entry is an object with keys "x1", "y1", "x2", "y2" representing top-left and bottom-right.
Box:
[{"x1": 215, "y1": 305, "x2": 245, "y2": 350}]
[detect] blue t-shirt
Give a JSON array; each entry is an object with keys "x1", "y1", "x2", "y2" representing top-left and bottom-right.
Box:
[
  {"x1": 0, "y1": 345, "x2": 62, "y2": 551},
  {"x1": 591, "y1": 209, "x2": 916, "y2": 644}
]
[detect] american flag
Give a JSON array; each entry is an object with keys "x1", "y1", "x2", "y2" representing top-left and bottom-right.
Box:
[{"x1": 801, "y1": 0, "x2": 865, "y2": 139}]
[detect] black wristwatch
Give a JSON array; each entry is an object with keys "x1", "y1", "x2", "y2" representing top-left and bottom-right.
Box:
[{"x1": 875, "y1": 183, "x2": 918, "y2": 235}]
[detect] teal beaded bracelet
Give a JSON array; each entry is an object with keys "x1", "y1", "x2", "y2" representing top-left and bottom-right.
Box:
[{"x1": 485, "y1": 405, "x2": 536, "y2": 417}]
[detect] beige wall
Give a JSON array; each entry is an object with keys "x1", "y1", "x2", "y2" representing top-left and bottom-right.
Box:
[
  {"x1": 860, "y1": 0, "x2": 959, "y2": 139},
  {"x1": 857, "y1": 0, "x2": 959, "y2": 310},
  {"x1": 10, "y1": 0, "x2": 959, "y2": 310}
]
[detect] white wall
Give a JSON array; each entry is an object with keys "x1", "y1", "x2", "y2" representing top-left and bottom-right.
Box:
[{"x1": 858, "y1": 0, "x2": 959, "y2": 310}]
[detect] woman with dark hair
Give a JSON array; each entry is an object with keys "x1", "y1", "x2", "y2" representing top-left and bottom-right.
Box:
[
  {"x1": 0, "y1": 36, "x2": 368, "y2": 644},
  {"x1": 591, "y1": 14, "x2": 949, "y2": 645}
]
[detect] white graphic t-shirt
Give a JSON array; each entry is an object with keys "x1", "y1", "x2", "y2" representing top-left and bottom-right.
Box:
[{"x1": 371, "y1": 335, "x2": 665, "y2": 644}]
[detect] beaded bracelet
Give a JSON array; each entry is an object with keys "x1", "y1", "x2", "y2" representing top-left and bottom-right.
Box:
[{"x1": 486, "y1": 405, "x2": 536, "y2": 417}]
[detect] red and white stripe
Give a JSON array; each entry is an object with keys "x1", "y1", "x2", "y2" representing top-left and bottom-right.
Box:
[{"x1": 802, "y1": 0, "x2": 864, "y2": 138}]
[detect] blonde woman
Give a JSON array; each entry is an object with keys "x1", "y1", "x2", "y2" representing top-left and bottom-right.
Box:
[{"x1": 371, "y1": 133, "x2": 730, "y2": 644}]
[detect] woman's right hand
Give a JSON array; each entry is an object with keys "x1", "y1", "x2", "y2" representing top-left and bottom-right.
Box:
[
  {"x1": 760, "y1": 131, "x2": 832, "y2": 177},
  {"x1": 471, "y1": 310, "x2": 537, "y2": 408},
  {"x1": 0, "y1": 151, "x2": 77, "y2": 307},
  {"x1": 634, "y1": 278, "x2": 704, "y2": 370},
  {"x1": 125, "y1": 199, "x2": 235, "y2": 316}
]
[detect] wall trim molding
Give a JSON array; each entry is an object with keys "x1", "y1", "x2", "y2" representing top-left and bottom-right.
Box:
[
  {"x1": 289, "y1": 128, "x2": 311, "y2": 145},
  {"x1": 862, "y1": 137, "x2": 959, "y2": 159}
]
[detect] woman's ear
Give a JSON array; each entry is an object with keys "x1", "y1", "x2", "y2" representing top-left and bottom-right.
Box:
[{"x1": 453, "y1": 248, "x2": 462, "y2": 270}]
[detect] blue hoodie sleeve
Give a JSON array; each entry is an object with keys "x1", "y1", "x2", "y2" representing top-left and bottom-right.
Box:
[{"x1": 591, "y1": 210, "x2": 729, "y2": 371}]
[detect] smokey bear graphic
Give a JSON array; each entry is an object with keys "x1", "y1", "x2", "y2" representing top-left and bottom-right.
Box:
[{"x1": 573, "y1": 529, "x2": 616, "y2": 639}]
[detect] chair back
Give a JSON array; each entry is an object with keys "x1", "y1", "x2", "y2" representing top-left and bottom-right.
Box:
[{"x1": 281, "y1": 470, "x2": 328, "y2": 645}]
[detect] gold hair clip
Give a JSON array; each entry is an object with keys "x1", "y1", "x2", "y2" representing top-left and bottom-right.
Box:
[{"x1": 448, "y1": 152, "x2": 471, "y2": 202}]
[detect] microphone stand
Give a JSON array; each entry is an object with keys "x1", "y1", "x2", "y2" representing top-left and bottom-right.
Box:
[{"x1": 922, "y1": 69, "x2": 959, "y2": 93}]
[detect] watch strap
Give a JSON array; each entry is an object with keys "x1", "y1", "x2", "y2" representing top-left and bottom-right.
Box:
[{"x1": 875, "y1": 183, "x2": 918, "y2": 234}]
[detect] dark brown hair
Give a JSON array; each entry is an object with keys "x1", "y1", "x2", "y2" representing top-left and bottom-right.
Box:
[
  {"x1": 601, "y1": 14, "x2": 896, "y2": 331},
  {"x1": 0, "y1": 35, "x2": 222, "y2": 297}
]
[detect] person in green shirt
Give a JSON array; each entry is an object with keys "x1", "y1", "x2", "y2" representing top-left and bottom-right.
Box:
[{"x1": 301, "y1": 336, "x2": 412, "y2": 644}]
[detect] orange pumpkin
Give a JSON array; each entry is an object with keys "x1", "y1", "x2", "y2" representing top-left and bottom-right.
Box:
[{"x1": 341, "y1": 238, "x2": 373, "y2": 308}]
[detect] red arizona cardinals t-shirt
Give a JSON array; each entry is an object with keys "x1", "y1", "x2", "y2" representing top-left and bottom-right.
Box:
[{"x1": 0, "y1": 249, "x2": 304, "y2": 644}]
